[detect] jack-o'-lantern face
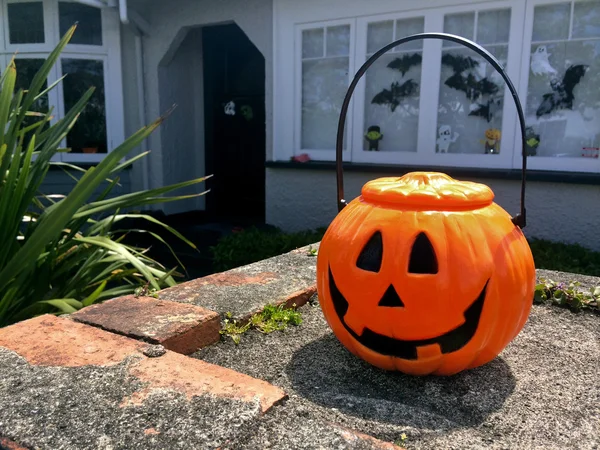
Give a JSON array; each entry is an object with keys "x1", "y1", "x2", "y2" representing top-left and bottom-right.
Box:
[
  {"x1": 328, "y1": 231, "x2": 488, "y2": 361},
  {"x1": 316, "y1": 172, "x2": 536, "y2": 376}
]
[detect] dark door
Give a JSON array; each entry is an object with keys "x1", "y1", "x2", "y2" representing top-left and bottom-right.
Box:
[{"x1": 202, "y1": 23, "x2": 266, "y2": 222}]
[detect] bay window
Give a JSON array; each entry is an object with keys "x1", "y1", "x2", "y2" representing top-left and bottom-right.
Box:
[
  {"x1": 0, "y1": 0, "x2": 124, "y2": 163},
  {"x1": 284, "y1": 0, "x2": 600, "y2": 173}
]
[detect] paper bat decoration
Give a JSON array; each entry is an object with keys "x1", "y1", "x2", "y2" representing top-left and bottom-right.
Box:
[
  {"x1": 469, "y1": 97, "x2": 503, "y2": 122},
  {"x1": 441, "y1": 53, "x2": 481, "y2": 74},
  {"x1": 444, "y1": 72, "x2": 499, "y2": 101},
  {"x1": 371, "y1": 79, "x2": 419, "y2": 112},
  {"x1": 387, "y1": 53, "x2": 423, "y2": 76},
  {"x1": 536, "y1": 64, "x2": 589, "y2": 118}
]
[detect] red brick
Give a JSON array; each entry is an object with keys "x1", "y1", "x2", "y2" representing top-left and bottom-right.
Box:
[
  {"x1": 188, "y1": 271, "x2": 279, "y2": 287},
  {"x1": 0, "y1": 315, "x2": 286, "y2": 413},
  {"x1": 331, "y1": 423, "x2": 406, "y2": 449},
  {"x1": 0, "y1": 437, "x2": 29, "y2": 450},
  {"x1": 279, "y1": 285, "x2": 317, "y2": 310},
  {"x1": 70, "y1": 295, "x2": 221, "y2": 355}
]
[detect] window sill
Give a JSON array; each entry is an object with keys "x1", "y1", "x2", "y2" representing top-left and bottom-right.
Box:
[{"x1": 265, "y1": 160, "x2": 600, "y2": 186}]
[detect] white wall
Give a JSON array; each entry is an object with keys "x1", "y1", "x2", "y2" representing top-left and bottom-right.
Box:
[
  {"x1": 157, "y1": 28, "x2": 205, "y2": 214},
  {"x1": 124, "y1": 0, "x2": 273, "y2": 213},
  {"x1": 119, "y1": 23, "x2": 145, "y2": 194},
  {"x1": 265, "y1": 167, "x2": 600, "y2": 251}
]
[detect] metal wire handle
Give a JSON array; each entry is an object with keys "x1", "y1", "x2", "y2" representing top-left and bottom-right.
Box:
[{"x1": 335, "y1": 32, "x2": 528, "y2": 228}]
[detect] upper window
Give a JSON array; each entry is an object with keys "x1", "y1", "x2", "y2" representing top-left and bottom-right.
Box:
[
  {"x1": 7, "y1": 1, "x2": 45, "y2": 44},
  {"x1": 524, "y1": 0, "x2": 600, "y2": 160},
  {"x1": 0, "y1": 0, "x2": 123, "y2": 163},
  {"x1": 59, "y1": 1, "x2": 103, "y2": 46}
]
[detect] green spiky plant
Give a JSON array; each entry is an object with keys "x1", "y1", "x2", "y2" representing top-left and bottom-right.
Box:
[{"x1": 0, "y1": 25, "x2": 210, "y2": 327}]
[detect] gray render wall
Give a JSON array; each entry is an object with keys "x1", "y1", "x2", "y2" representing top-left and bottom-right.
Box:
[{"x1": 265, "y1": 168, "x2": 600, "y2": 252}]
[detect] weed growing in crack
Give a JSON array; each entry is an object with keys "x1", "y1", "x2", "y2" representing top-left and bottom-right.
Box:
[
  {"x1": 220, "y1": 303, "x2": 303, "y2": 344},
  {"x1": 534, "y1": 278, "x2": 599, "y2": 313}
]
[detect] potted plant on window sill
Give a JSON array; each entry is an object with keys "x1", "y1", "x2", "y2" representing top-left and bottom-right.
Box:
[{"x1": 82, "y1": 145, "x2": 100, "y2": 154}]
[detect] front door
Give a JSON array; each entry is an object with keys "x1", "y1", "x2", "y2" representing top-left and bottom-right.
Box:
[{"x1": 202, "y1": 23, "x2": 266, "y2": 222}]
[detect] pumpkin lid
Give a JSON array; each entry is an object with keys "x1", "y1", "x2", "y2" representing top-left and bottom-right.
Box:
[{"x1": 361, "y1": 172, "x2": 494, "y2": 209}]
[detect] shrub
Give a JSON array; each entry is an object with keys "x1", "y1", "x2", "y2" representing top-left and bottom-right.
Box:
[
  {"x1": 211, "y1": 226, "x2": 325, "y2": 272},
  {"x1": 0, "y1": 25, "x2": 209, "y2": 327}
]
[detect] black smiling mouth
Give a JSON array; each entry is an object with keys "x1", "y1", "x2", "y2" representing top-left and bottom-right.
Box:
[{"x1": 328, "y1": 267, "x2": 488, "y2": 360}]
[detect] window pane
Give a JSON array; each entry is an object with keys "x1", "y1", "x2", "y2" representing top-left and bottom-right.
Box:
[
  {"x1": 363, "y1": 52, "x2": 421, "y2": 152},
  {"x1": 525, "y1": 40, "x2": 600, "y2": 158},
  {"x1": 326, "y1": 25, "x2": 350, "y2": 57},
  {"x1": 59, "y1": 2, "x2": 103, "y2": 46},
  {"x1": 443, "y1": 12, "x2": 475, "y2": 47},
  {"x1": 14, "y1": 59, "x2": 48, "y2": 139},
  {"x1": 301, "y1": 57, "x2": 348, "y2": 149},
  {"x1": 572, "y1": 0, "x2": 600, "y2": 39},
  {"x1": 7, "y1": 2, "x2": 45, "y2": 44},
  {"x1": 363, "y1": 17, "x2": 424, "y2": 153},
  {"x1": 435, "y1": 46, "x2": 508, "y2": 154},
  {"x1": 477, "y1": 9, "x2": 511, "y2": 45},
  {"x1": 395, "y1": 17, "x2": 425, "y2": 51},
  {"x1": 62, "y1": 59, "x2": 107, "y2": 154},
  {"x1": 532, "y1": 3, "x2": 571, "y2": 42},
  {"x1": 367, "y1": 21, "x2": 393, "y2": 54},
  {"x1": 302, "y1": 28, "x2": 324, "y2": 59}
]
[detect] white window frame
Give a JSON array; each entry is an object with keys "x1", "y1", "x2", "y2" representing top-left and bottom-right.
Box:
[
  {"x1": 294, "y1": 19, "x2": 356, "y2": 162},
  {"x1": 280, "y1": 0, "x2": 600, "y2": 174},
  {"x1": 0, "y1": 0, "x2": 124, "y2": 164},
  {"x1": 514, "y1": 0, "x2": 600, "y2": 173}
]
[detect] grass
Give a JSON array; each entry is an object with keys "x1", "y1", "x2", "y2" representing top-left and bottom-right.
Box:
[
  {"x1": 529, "y1": 237, "x2": 600, "y2": 277},
  {"x1": 220, "y1": 303, "x2": 303, "y2": 344},
  {"x1": 210, "y1": 226, "x2": 326, "y2": 272}
]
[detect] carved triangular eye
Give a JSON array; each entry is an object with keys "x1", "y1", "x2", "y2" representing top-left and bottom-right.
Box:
[
  {"x1": 378, "y1": 285, "x2": 405, "y2": 307},
  {"x1": 409, "y1": 232, "x2": 438, "y2": 274},
  {"x1": 356, "y1": 231, "x2": 383, "y2": 273}
]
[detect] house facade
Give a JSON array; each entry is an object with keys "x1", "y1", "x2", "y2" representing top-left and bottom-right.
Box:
[{"x1": 1, "y1": 0, "x2": 599, "y2": 250}]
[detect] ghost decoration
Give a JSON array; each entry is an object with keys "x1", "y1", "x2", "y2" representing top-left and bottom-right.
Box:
[
  {"x1": 436, "y1": 125, "x2": 459, "y2": 153},
  {"x1": 224, "y1": 101, "x2": 236, "y2": 116},
  {"x1": 530, "y1": 46, "x2": 558, "y2": 76}
]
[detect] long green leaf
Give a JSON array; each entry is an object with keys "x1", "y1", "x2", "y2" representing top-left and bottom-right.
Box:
[
  {"x1": 82, "y1": 280, "x2": 107, "y2": 307},
  {"x1": 73, "y1": 236, "x2": 161, "y2": 290},
  {"x1": 0, "y1": 61, "x2": 16, "y2": 148},
  {"x1": 88, "y1": 213, "x2": 197, "y2": 249},
  {"x1": 74, "y1": 177, "x2": 212, "y2": 218}
]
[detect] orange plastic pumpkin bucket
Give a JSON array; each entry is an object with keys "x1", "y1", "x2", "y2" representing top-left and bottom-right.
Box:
[{"x1": 316, "y1": 33, "x2": 536, "y2": 376}]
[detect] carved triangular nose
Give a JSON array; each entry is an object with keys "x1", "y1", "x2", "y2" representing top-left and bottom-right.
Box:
[{"x1": 378, "y1": 285, "x2": 405, "y2": 307}]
